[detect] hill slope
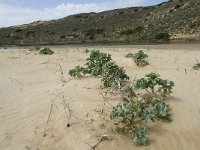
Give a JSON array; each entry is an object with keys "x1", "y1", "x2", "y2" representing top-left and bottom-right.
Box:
[{"x1": 0, "y1": 0, "x2": 200, "y2": 45}]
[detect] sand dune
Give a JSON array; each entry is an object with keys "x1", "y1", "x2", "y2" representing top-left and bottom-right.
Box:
[{"x1": 0, "y1": 44, "x2": 200, "y2": 150}]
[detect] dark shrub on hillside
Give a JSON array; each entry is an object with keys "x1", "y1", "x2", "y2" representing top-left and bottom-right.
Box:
[
  {"x1": 121, "y1": 26, "x2": 143, "y2": 35},
  {"x1": 39, "y1": 48, "x2": 54, "y2": 55},
  {"x1": 174, "y1": 4, "x2": 181, "y2": 9},
  {"x1": 135, "y1": 26, "x2": 144, "y2": 32},
  {"x1": 60, "y1": 35, "x2": 66, "y2": 39},
  {"x1": 121, "y1": 29, "x2": 134, "y2": 35},
  {"x1": 26, "y1": 31, "x2": 35, "y2": 37},
  {"x1": 84, "y1": 28, "x2": 105, "y2": 40},
  {"x1": 15, "y1": 29, "x2": 23, "y2": 32},
  {"x1": 154, "y1": 33, "x2": 170, "y2": 41}
]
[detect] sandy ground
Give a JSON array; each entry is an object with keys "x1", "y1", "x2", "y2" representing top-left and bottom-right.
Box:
[{"x1": 0, "y1": 44, "x2": 200, "y2": 150}]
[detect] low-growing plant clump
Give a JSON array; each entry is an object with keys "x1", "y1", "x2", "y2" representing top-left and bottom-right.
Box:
[
  {"x1": 125, "y1": 50, "x2": 149, "y2": 67},
  {"x1": 193, "y1": 63, "x2": 200, "y2": 70},
  {"x1": 125, "y1": 52, "x2": 134, "y2": 58},
  {"x1": 84, "y1": 49, "x2": 90, "y2": 53},
  {"x1": 69, "y1": 65, "x2": 89, "y2": 77},
  {"x1": 69, "y1": 50, "x2": 129, "y2": 87},
  {"x1": 101, "y1": 61, "x2": 129, "y2": 87},
  {"x1": 111, "y1": 97, "x2": 171, "y2": 145},
  {"x1": 110, "y1": 72, "x2": 174, "y2": 145},
  {"x1": 69, "y1": 50, "x2": 175, "y2": 146},
  {"x1": 134, "y1": 72, "x2": 174, "y2": 97},
  {"x1": 85, "y1": 50, "x2": 112, "y2": 76},
  {"x1": 39, "y1": 47, "x2": 54, "y2": 55}
]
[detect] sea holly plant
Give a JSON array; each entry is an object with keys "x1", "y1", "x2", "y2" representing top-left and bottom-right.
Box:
[
  {"x1": 125, "y1": 52, "x2": 134, "y2": 58},
  {"x1": 84, "y1": 49, "x2": 90, "y2": 53},
  {"x1": 134, "y1": 50, "x2": 149, "y2": 66},
  {"x1": 110, "y1": 97, "x2": 172, "y2": 145},
  {"x1": 69, "y1": 50, "x2": 112, "y2": 77},
  {"x1": 125, "y1": 50, "x2": 149, "y2": 67},
  {"x1": 152, "y1": 98, "x2": 172, "y2": 121},
  {"x1": 68, "y1": 65, "x2": 89, "y2": 77},
  {"x1": 101, "y1": 61, "x2": 129, "y2": 87},
  {"x1": 131, "y1": 127, "x2": 148, "y2": 145},
  {"x1": 134, "y1": 73, "x2": 174, "y2": 97},
  {"x1": 69, "y1": 50, "x2": 175, "y2": 146},
  {"x1": 85, "y1": 50, "x2": 112, "y2": 76},
  {"x1": 69, "y1": 50, "x2": 129, "y2": 87},
  {"x1": 39, "y1": 47, "x2": 54, "y2": 55},
  {"x1": 110, "y1": 101, "x2": 148, "y2": 145},
  {"x1": 110, "y1": 73, "x2": 174, "y2": 145},
  {"x1": 193, "y1": 63, "x2": 200, "y2": 70},
  {"x1": 122, "y1": 83, "x2": 138, "y2": 100}
]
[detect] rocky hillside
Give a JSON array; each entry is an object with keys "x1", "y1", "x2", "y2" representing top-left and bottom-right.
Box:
[{"x1": 0, "y1": 0, "x2": 200, "y2": 45}]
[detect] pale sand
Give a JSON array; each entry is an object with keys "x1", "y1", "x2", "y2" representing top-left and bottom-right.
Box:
[{"x1": 0, "y1": 44, "x2": 200, "y2": 150}]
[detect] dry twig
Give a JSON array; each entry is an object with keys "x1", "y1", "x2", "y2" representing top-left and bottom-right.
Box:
[{"x1": 85, "y1": 134, "x2": 110, "y2": 150}]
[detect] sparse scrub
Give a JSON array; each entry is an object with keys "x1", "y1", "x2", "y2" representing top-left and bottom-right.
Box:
[
  {"x1": 84, "y1": 49, "x2": 90, "y2": 53},
  {"x1": 69, "y1": 66, "x2": 89, "y2": 77},
  {"x1": 193, "y1": 63, "x2": 200, "y2": 70},
  {"x1": 134, "y1": 72, "x2": 174, "y2": 97},
  {"x1": 111, "y1": 97, "x2": 172, "y2": 145},
  {"x1": 154, "y1": 33, "x2": 170, "y2": 41},
  {"x1": 69, "y1": 50, "x2": 111, "y2": 77},
  {"x1": 125, "y1": 53, "x2": 134, "y2": 58},
  {"x1": 131, "y1": 127, "x2": 148, "y2": 145},
  {"x1": 101, "y1": 61, "x2": 129, "y2": 87},
  {"x1": 60, "y1": 35, "x2": 66, "y2": 39},
  {"x1": 39, "y1": 47, "x2": 54, "y2": 55},
  {"x1": 85, "y1": 50, "x2": 112, "y2": 76},
  {"x1": 134, "y1": 50, "x2": 149, "y2": 67},
  {"x1": 69, "y1": 50, "x2": 129, "y2": 87},
  {"x1": 125, "y1": 50, "x2": 149, "y2": 67},
  {"x1": 174, "y1": 4, "x2": 181, "y2": 9},
  {"x1": 69, "y1": 50, "x2": 174, "y2": 146},
  {"x1": 121, "y1": 26, "x2": 143, "y2": 35},
  {"x1": 84, "y1": 29, "x2": 105, "y2": 40},
  {"x1": 110, "y1": 73, "x2": 174, "y2": 145}
]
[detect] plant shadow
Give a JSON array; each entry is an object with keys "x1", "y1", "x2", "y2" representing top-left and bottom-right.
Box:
[{"x1": 166, "y1": 96, "x2": 183, "y2": 102}]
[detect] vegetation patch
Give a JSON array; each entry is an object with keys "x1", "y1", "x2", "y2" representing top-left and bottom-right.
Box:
[
  {"x1": 111, "y1": 72, "x2": 174, "y2": 145},
  {"x1": 15, "y1": 29, "x2": 23, "y2": 32},
  {"x1": 111, "y1": 97, "x2": 171, "y2": 145},
  {"x1": 60, "y1": 35, "x2": 66, "y2": 39},
  {"x1": 101, "y1": 61, "x2": 129, "y2": 87},
  {"x1": 134, "y1": 72, "x2": 174, "y2": 97},
  {"x1": 193, "y1": 63, "x2": 200, "y2": 70},
  {"x1": 154, "y1": 33, "x2": 170, "y2": 41},
  {"x1": 69, "y1": 50, "x2": 129, "y2": 87},
  {"x1": 39, "y1": 47, "x2": 54, "y2": 55},
  {"x1": 121, "y1": 26, "x2": 143, "y2": 35},
  {"x1": 125, "y1": 50, "x2": 149, "y2": 67},
  {"x1": 84, "y1": 29, "x2": 105, "y2": 40},
  {"x1": 69, "y1": 50, "x2": 174, "y2": 146},
  {"x1": 125, "y1": 53, "x2": 134, "y2": 58},
  {"x1": 85, "y1": 50, "x2": 112, "y2": 76},
  {"x1": 69, "y1": 66, "x2": 89, "y2": 77}
]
